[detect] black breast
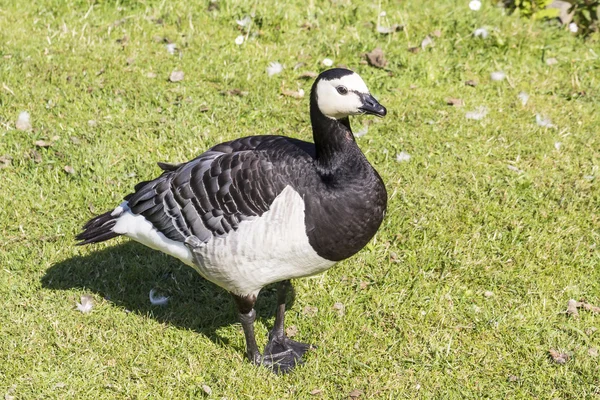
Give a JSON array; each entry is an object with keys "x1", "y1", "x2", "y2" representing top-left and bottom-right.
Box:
[{"x1": 300, "y1": 155, "x2": 387, "y2": 262}]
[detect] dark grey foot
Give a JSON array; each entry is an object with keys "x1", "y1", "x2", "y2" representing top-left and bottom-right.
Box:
[{"x1": 262, "y1": 335, "x2": 315, "y2": 374}]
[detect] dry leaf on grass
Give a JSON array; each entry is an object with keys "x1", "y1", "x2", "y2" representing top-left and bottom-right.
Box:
[
  {"x1": 28, "y1": 149, "x2": 42, "y2": 163},
  {"x1": 221, "y1": 88, "x2": 248, "y2": 97},
  {"x1": 64, "y1": 165, "x2": 75, "y2": 174},
  {"x1": 349, "y1": 389, "x2": 363, "y2": 398},
  {"x1": 0, "y1": 155, "x2": 12, "y2": 169},
  {"x1": 333, "y1": 302, "x2": 345, "y2": 316},
  {"x1": 303, "y1": 305, "x2": 318, "y2": 317},
  {"x1": 465, "y1": 80, "x2": 478, "y2": 87},
  {"x1": 365, "y1": 48, "x2": 387, "y2": 69},
  {"x1": 35, "y1": 140, "x2": 52, "y2": 148},
  {"x1": 286, "y1": 325, "x2": 298, "y2": 338},
  {"x1": 446, "y1": 98, "x2": 464, "y2": 107},
  {"x1": 298, "y1": 71, "x2": 318, "y2": 79},
  {"x1": 408, "y1": 46, "x2": 420, "y2": 53},
  {"x1": 549, "y1": 349, "x2": 570, "y2": 364},
  {"x1": 169, "y1": 70, "x2": 184, "y2": 82},
  {"x1": 310, "y1": 388, "x2": 323, "y2": 396},
  {"x1": 282, "y1": 88, "x2": 305, "y2": 98},
  {"x1": 566, "y1": 299, "x2": 600, "y2": 318}
]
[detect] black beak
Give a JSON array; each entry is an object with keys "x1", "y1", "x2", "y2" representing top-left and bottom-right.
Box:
[{"x1": 359, "y1": 94, "x2": 387, "y2": 117}]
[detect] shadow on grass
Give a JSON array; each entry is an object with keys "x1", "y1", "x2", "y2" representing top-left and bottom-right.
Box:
[{"x1": 42, "y1": 241, "x2": 288, "y2": 351}]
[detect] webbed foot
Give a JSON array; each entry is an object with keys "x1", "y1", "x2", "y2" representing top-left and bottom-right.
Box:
[{"x1": 262, "y1": 334, "x2": 315, "y2": 374}]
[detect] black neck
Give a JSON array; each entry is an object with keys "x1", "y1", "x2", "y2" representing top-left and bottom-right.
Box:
[{"x1": 310, "y1": 100, "x2": 365, "y2": 177}]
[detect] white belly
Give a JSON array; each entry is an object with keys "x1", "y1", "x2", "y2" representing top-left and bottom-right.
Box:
[
  {"x1": 112, "y1": 186, "x2": 335, "y2": 296},
  {"x1": 188, "y1": 186, "x2": 336, "y2": 296}
]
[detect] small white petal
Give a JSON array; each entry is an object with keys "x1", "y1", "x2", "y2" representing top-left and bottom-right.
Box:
[
  {"x1": 355, "y1": 126, "x2": 369, "y2": 137},
  {"x1": 554, "y1": 142, "x2": 562, "y2": 151},
  {"x1": 322, "y1": 58, "x2": 333, "y2": 67},
  {"x1": 235, "y1": 35, "x2": 244, "y2": 45},
  {"x1": 421, "y1": 36, "x2": 433, "y2": 49},
  {"x1": 377, "y1": 25, "x2": 392, "y2": 34},
  {"x1": 507, "y1": 164, "x2": 523, "y2": 173},
  {"x1": 165, "y1": 43, "x2": 176, "y2": 55},
  {"x1": 518, "y1": 91, "x2": 529, "y2": 106},
  {"x1": 396, "y1": 151, "x2": 411, "y2": 162},
  {"x1": 546, "y1": 57, "x2": 558, "y2": 66},
  {"x1": 266, "y1": 62, "x2": 283, "y2": 77},
  {"x1": 149, "y1": 289, "x2": 169, "y2": 306},
  {"x1": 379, "y1": 11, "x2": 387, "y2": 17},
  {"x1": 465, "y1": 106, "x2": 488, "y2": 120},
  {"x1": 16, "y1": 111, "x2": 32, "y2": 131},
  {"x1": 536, "y1": 114, "x2": 555, "y2": 128},
  {"x1": 569, "y1": 23, "x2": 578, "y2": 33},
  {"x1": 469, "y1": 0, "x2": 482, "y2": 11},
  {"x1": 236, "y1": 16, "x2": 251, "y2": 27},
  {"x1": 76, "y1": 295, "x2": 94, "y2": 313},
  {"x1": 491, "y1": 71, "x2": 506, "y2": 81},
  {"x1": 473, "y1": 27, "x2": 488, "y2": 38}
]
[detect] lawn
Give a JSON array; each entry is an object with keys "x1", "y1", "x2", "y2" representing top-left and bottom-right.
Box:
[{"x1": 1, "y1": 0, "x2": 600, "y2": 398}]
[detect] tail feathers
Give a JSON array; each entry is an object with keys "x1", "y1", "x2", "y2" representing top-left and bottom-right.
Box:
[{"x1": 76, "y1": 209, "x2": 121, "y2": 245}]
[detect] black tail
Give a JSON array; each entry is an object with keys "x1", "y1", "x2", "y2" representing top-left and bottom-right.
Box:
[{"x1": 76, "y1": 210, "x2": 121, "y2": 245}]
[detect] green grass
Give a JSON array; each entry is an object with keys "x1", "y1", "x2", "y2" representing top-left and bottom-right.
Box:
[{"x1": 1, "y1": 0, "x2": 600, "y2": 397}]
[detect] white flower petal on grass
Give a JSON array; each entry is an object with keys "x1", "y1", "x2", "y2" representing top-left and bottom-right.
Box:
[
  {"x1": 518, "y1": 91, "x2": 529, "y2": 106},
  {"x1": 235, "y1": 35, "x2": 244, "y2": 45},
  {"x1": 469, "y1": 0, "x2": 482, "y2": 11},
  {"x1": 76, "y1": 295, "x2": 94, "y2": 313},
  {"x1": 165, "y1": 43, "x2": 176, "y2": 55},
  {"x1": 236, "y1": 16, "x2": 252, "y2": 28},
  {"x1": 465, "y1": 106, "x2": 488, "y2": 120},
  {"x1": 569, "y1": 23, "x2": 578, "y2": 33},
  {"x1": 473, "y1": 28, "x2": 489, "y2": 38},
  {"x1": 379, "y1": 11, "x2": 387, "y2": 17},
  {"x1": 536, "y1": 114, "x2": 555, "y2": 128},
  {"x1": 491, "y1": 71, "x2": 506, "y2": 81},
  {"x1": 396, "y1": 151, "x2": 411, "y2": 162},
  {"x1": 322, "y1": 58, "x2": 333, "y2": 67},
  {"x1": 554, "y1": 142, "x2": 562, "y2": 151},
  {"x1": 16, "y1": 111, "x2": 32, "y2": 131},
  {"x1": 507, "y1": 164, "x2": 523, "y2": 174},
  {"x1": 355, "y1": 126, "x2": 368, "y2": 137},
  {"x1": 266, "y1": 62, "x2": 283, "y2": 77},
  {"x1": 149, "y1": 289, "x2": 169, "y2": 306},
  {"x1": 546, "y1": 57, "x2": 558, "y2": 66},
  {"x1": 421, "y1": 35, "x2": 433, "y2": 50}
]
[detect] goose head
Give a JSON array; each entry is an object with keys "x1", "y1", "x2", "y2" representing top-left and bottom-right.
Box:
[{"x1": 312, "y1": 68, "x2": 387, "y2": 120}]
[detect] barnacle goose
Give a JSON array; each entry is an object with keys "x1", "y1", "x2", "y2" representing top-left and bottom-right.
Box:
[{"x1": 77, "y1": 68, "x2": 387, "y2": 373}]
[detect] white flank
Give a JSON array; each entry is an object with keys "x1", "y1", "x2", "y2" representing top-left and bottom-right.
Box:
[
  {"x1": 112, "y1": 202, "x2": 194, "y2": 266},
  {"x1": 109, "y1": 188, "x2": 334, "y2": 297},
  {"x1": 188, "y1": 186, "x2": 335, "y2": 297}
]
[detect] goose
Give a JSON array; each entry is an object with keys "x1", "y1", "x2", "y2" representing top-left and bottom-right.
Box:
[{"x1": 76, "y1": 68, "x2": 387, "y2": 373}]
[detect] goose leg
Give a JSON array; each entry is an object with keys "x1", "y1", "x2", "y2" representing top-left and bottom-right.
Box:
[
  {"x1": 262, "y1": 280, "x2": 315, "y2": 374},
  {"x1": 233, "y1": 294, "x2": 262, "y2": 365}
]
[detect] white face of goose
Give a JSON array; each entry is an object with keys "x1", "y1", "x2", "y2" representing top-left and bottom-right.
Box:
[{"x1": 315, "y1": 72, "x2": 386, "y2": 120}]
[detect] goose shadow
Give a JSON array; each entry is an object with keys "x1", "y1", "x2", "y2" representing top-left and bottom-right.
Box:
[{"x1": 42, "y1": 241, "x2": 290, "y2": 350}]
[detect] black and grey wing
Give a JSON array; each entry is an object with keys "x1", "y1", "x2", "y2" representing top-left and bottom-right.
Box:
[{"x1": 124, "y1": 148, "x2": 295, "y2": 244}]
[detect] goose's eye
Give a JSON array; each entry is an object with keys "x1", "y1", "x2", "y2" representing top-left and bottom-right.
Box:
[{"x1": 336, "y1": 86, "x2": 348, "y2": 95}]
